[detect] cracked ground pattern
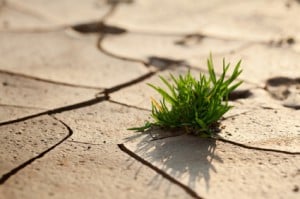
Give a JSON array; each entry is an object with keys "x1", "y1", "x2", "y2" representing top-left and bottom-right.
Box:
[{"x1": 0, "y1": 0, "x2": 299, "y2": 199}]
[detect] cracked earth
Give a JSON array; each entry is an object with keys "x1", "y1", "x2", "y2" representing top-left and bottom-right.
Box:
[{"x1": 0, "y1": 0, "x2": 299, "y2": 199}]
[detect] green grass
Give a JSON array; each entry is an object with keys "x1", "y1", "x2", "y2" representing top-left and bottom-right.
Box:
[{"x1": 128, "y1": 55, "x2": 243, "y2": 136}]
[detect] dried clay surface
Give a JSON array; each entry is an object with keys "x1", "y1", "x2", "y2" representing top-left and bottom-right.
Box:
[{"x1": 0, "y1": 0, "x2": 299, "y2": 199}]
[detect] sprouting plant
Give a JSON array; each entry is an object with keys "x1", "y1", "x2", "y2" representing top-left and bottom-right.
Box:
[{"x1": 128, "y1": 55, "x2": 243, "y2": 136}]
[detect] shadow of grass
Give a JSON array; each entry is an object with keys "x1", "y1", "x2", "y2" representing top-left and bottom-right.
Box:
[{"x1": 125, "y1": 132, "x2": 223, "y2": 191}]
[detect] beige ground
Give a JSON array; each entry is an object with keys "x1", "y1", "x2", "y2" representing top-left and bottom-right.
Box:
[{"x1": 0, "y1": 0, "x2": 299, "y2": 199}]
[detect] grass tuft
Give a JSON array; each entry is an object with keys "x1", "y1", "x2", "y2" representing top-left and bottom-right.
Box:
[{"x1": 128, "y1": 55, "x2": 243, "y2": 136}]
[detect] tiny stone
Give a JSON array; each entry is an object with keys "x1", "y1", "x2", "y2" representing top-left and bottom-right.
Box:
[
  {"x1": 286, "y1": 37, "x2": 295, "y2": 45},
  {"x1": 292, "y1": 185, "x2": 299, "y2": 192}
]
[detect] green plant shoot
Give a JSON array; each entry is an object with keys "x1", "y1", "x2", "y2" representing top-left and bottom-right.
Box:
[{"x1": 128, "y1": 55, "x2": 243, "y2": 136}]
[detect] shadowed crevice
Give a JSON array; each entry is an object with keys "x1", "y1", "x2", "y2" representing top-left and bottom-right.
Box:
[
  {"x1": 106, "y1": 0, "x2": 134, "y2": 5},
  {"x1": 118, "y1": 143, "x2": 203, "y2": 199},
  {"x1": 174, "y1": 34, "x2": 205, "y2": 46},
  {"x1": 173, "y1": 33, "x2": 248, "y2": 45},
  {"x1": 147, "y1": 56, "x2": 187, "y2": 70},
  {"x1": 265, "y1": 76, "x2": 300, "y2": 109},
  {"x1": 0, "y1": 115, "x2": 73, "y2": 184},
  {"x1": 228, "y1": 89, "x2": 252, "y2": 101},
  {"x1": 268, "y1": 37, "x2": 296, "y2": 47},
  {"x1": 72, "y1": 22, "x2": 127, "y2": 34},
  {"x1": 266, "y1": 77, "x2": 300, "y2": 87},
  {"x1": 70, "y1": 0, "x2": 135, "y2": 37}
]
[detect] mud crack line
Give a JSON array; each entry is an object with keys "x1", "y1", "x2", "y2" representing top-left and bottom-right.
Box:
[
  {"x1": 108, "y1": 99, "x2": 151, "y2": 112},
  {"x1": 118, "y1": 143, "x2": 203, "y2": 199},
  {"x1": 216, "y1": 137, "x2": 300, "y2": 155},
  {"x1": 97, "y1": 33, "x2": 148, "y2": 64},
  {"x1": 0, "y1": 95, "x2": 109, "y2": 126},
  {"x1": 0, "y1": 70, "x2": 103, "y2": 90},
  {"x1": 0, "y1": 115, "x2": 73, "y2": 184},
  {"x1": 102, "y1": 71, "x2": 156, "y2": 95}
]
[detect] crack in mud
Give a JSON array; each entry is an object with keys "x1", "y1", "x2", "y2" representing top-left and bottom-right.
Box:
[
  {"x1": 97, "y1": 34, "x2": 149, "y2": 64},
  {"x1": 228, "y1": 90, "x2": 253, "y2": 101},
  {"x1": 102, "y1": 71, "x2": 156, "y2": 94},
  {"x1": 106, "y1": 0, "x2": 134, "y2": 5},
  {"x1": 118, "y1": 143, "x2": 203, "y2": 199},
  {"x1": 0, "y1": 95, "x2": 109, "y2": 126},
  {"x1": 108, "y1": 99, "x2": 151, "y2": 111},
  {"x1": 147, "y1": 56, "x2": 188, "y2": 70},
  {"x1": 265, "y1": 76, "x2": 300, "y2": 109},
  {"x1": 72, "y1": 22, "x2": 126, "y2": 34},
  {"x1": 216, "y1": 137, "x2": 300, "y2": 155},
  {"x1": 268, "y1": 37, "x2": 296, "y2": 47},
  {"x1": 0, "y1": 70, "x2": 103, "y2": 90},
  {"x1": 266, "y1": 77, "x2": 300, "y2": 87},
  {"x1": 97, "y1": 34, "x2": 259, "y2": 88},
  {"x1": 0, "y1": 115, "x2": 73, "y2": 184},
  {"x1": 66, "y1": 140, "x2": 104, "y2": 146}
]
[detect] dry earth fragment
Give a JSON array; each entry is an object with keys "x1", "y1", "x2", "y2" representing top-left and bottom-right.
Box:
[
  {"x1": 0, "y1": 115, "x2": 68, "y2": 177},
  {"x1": 220, "y1": 103, "x2": 300, "y2": 152},
  {"x1": 102, "y1": 33, "x2": 300, "y2": 86},
  {"x1": 107, "y1": 0, "x2": 300, "y2": 40},
  {"x1": 0, "y1": 0, "x2": 111, "y2": 31},
  {"x1": 0, "y1": 72, "x2": 98, "y2": 123},
  {"x1": 123, "y1": 134, "x2": 300, "y2": 199},
  {"x1": 0, "y1": 102, "x2": 193, "y2": 199},
  {"x1": 0, "y1": 30, "x2": 149, "y2": 88}
]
